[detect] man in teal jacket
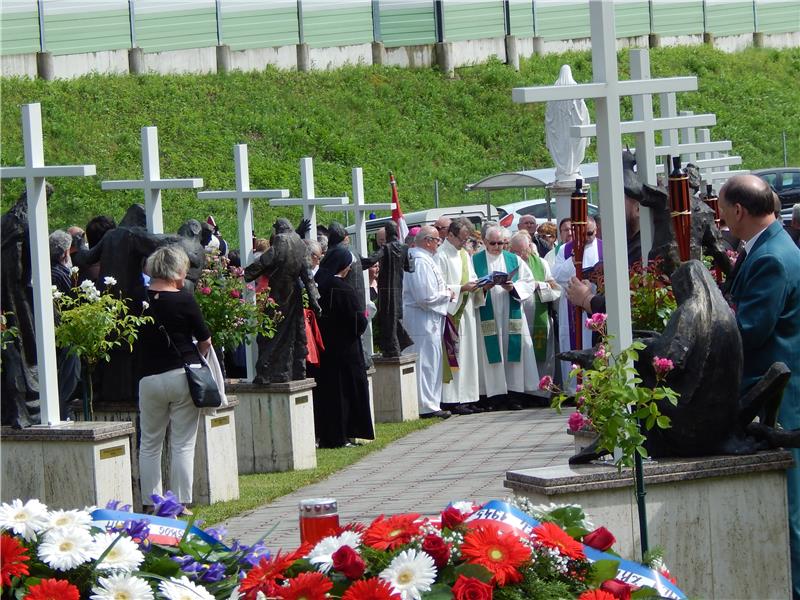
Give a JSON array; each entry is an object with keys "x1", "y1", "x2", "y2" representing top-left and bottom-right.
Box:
[{"x1": 721, "y1": 174, "x2": 800, "y2": 599}]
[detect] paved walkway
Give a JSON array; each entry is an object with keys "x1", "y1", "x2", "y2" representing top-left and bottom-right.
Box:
[{"x1": 222, "y1": 407, "x2": 573, "y2": 548}]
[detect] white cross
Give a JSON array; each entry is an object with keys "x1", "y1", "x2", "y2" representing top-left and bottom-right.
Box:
[
  {"x1": 0, "y1": 103, "x2": 96, "y2": 425},
  {"x1": 269, "y1": 157, "x2": 348, "y2": 240},
  {"x1": 197, "y1": 144, "x2": 290, "y2": 381},
  {"x1": 322, "y1": 167, "x2": 395, "y2": 356},
  {"x1": 101, "y1": 127, "x2": 204, "y2": 234},
  {"x1": 512, "y1": 1, "x2": 701, "y2": 351}
]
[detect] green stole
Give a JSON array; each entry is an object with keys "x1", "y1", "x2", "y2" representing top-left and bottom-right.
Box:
[
  {"x1": 442, "y1": 249, "x2": 470, "y2": 384},
  {"x1": 473, "y1": 250, "x2": 522, "y2": 364},
  {"x1": 526, "y1": 255, "x2": 549, "y2": 362}
]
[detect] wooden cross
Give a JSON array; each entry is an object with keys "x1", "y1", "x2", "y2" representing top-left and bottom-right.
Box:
[
  {"x1": 0, "y1": 103, "x2": 97, "y2": 425},
  {"x1": 322, "y1": 167, "x2": 395, "y2": 356},
  {"x1": 101, "y1": 126, "x2": 204, "y2": 234},
  {"x1": 197, "y1": 144, "x2": 290, "y2": 381},
  {"x1": 512, "y1": 1, "x2": 701, "y2": 351},
  {"x1": 269, "y1": 157, "x2": 348, "y2": 240}
]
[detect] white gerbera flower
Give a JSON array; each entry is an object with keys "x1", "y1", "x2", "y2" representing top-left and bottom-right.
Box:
[
  {"x1": 306, "y1": 530, "x2": 362, "y2": 573},
  {"x1": 90, "y1": 532, "x2": 145, "y2": 572},
  {"x1": 103, "y1": 276, "x2": 117, "y2": 287},
  {"x1": 0, "y1": 498, "x2": 49, "y2": 541},
  {"x1": 47, "y1": 508, "x2": 93, "y2": 531},
  {"x1": 379, "y1": 549, "x2": 437, "y2": 600},
  {"x1": 158, "y1": 576, "x2": 215, "y2": 600},
  {"x1": 38, "y1": 526, "x2": 93, "y2": 571},
  {"x1": 90, "y1": 572, "x2": 154, "y2": 600}
]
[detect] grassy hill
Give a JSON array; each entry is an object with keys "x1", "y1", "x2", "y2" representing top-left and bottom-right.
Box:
[{"x1": 1, "y1": 45, "x2": 798, "y2": 246}]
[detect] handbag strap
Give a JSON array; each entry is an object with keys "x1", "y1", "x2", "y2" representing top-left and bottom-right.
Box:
[{"x1": 159, "y1": 325, "x2": 201, "y2": 364}]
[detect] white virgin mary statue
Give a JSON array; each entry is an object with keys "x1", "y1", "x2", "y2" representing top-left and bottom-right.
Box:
[{"x1": 545, "y1": 65, "x2": 591, "y2": 183}]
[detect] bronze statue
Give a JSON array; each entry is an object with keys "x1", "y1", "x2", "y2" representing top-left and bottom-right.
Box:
[{"x1": 244, "y1": 218, "x2": 321, "y2": 384}]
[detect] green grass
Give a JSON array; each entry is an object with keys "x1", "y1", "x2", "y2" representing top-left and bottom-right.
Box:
[
  {"x1": 2, "y1": 46, "x2": 798, "y2": 245},
  {"x1": 192, "y1": 419, "x2": 437, "y2": 526}
]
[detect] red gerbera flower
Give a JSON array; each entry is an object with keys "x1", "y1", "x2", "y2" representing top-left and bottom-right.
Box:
[
  {"x1": 342, "y1": 577, "x2": 402, "y2": 600},
  {"x1": 1, "y1": 534, "x2": 30, "y2": 587},
  {"x1": 460, "y1": 524, "x2": 530, "y2": 586},
  {"x1": 279, "y1": 572, "x2": 333, "y2": 600},
  {"x1": 533, "y1": 521, "x2": 585, "y2": 560},
  {"x1": 240, "y1": 549, "x2": 304, "y2": 599},
  {"x1": 577, "y1": 590, "x2": 618, "y2": 600},
  {"x1": 336, "y1": 521, "x2": 368, "y2": 536},
  {"x1": 23, "y1": 578, "x2": 80, "y2": 600},
  {"x1": 362, "y1": 514, "x2": 421, "y2": 551}
]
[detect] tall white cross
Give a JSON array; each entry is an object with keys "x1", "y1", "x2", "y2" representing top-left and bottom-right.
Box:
[
  {"x1": 0, "y1": 103, "x2": 97, "y2": 425},
  {"x1": 269, "y1": 157, "x2": 348, "y2": 239},
  {"x1": 322, "y1": 167, "x2": 395, "y2": 355},
  {"x1": 197, "y1": 144, "x2": 290, "y2": 381},
  {"x1": 101, "y1": 127, "x2": 204, "y2": 234},
  {"x1": 512, "y1": 1, "x2": 700, "y2": 351}
]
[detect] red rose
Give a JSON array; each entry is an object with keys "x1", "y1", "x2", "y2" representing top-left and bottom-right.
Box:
[
  {"x1": 421, "y1": 533, "x2": 450, "y2": 569},
  {"x1": 441, "y1": 506, "x2": 468, "y2": 530},
  {"x1": 600, "y1": 579, "x2": 637, "y2": 600},
  {"x1": 452, "y1": 575, "x2": 493, "y2": 600},
  {"x1": 583, "y1": 526, "x2": 616, "y2": 551},
  {"x1": 332, "y1": 545, "x2": 366, "y2": 580}
]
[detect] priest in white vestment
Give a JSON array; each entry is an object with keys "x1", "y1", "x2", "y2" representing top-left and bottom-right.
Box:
[
  {"x1": 552, "y1": 217, "x2": 601, "y2": 393},
  {"x1": 510, "y1": 232, "x2": 561, "y2": 396},
  {"x1": 435, "y1": 218, "x2": 483, "y2": 414},
  {"x1": 473, "y1": 225, "x2": 539, "y2": 408},
  {"x1": 402, "y1": 226, "x2": 454, "y2": 418}
]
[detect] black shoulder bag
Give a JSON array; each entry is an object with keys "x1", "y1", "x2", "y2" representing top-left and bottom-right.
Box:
[{"x1": 159, "y1": 326, "x2": 222, "y2": 408}]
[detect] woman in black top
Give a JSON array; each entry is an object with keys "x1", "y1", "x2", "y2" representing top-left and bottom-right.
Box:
[
  {"x1": 138, "y1": 245, "x2": 211, "y2": 512},
  {"x1": 313, "y1": 246, "x2": 375, "y2": 448}
]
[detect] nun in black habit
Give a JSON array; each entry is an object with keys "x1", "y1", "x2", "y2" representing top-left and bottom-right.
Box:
[{"x1": 313, "y1": 245, "x2": 375, "y2": 448}]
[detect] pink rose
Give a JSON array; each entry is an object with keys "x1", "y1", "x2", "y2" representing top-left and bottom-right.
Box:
[
  {"x1": 583, "y1": 526, "x2": 616, "y2": 551},
  {"x1": 594, "y1": 345, "x2": 607, "y2": 359},
  {"x1": 538, "y1": 375, "x2": 553, "y2": 391},
  {"x1": 567, "y1": 411, "x2": 588, "y2": 433},
  {"x1": 200, "y1": 287, "x2": 212, "y2": 295},
  {"x1": 230, "y1": 289, "x2": 241, "y2": 299},
  {"x1": 652, "y1": 356, "x2": 674, "y2": 377}
]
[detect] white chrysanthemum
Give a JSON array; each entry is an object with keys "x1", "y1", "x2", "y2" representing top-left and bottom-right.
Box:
[
  {"x1": 142, "y1": 301, "x2": 150, "y2": 310},
  {"x1": 379, "y1": 549, "x2": 437, "y2": 600},
  {"x1": 53, "y1": 289, "x2": 63, "y2": 299},
  {"x1": 306, "y1": 530, "x2": 362, "y2": 573},
  {"x1": 80, "y1": 279, "x2": 97, "y2": 291},
  {"x1": 47, "y1": 508, "x2": 93, "y2": 531},
  {"x1": 70, "y1": 266, "x2": 80, "y2": 274},
  {"x1": 449, "y1": 501, "x2": 475, "y2": 514},
  {"x1": 90, "y1": 572, "x2": 154, "y2": 600},
  {"x1": 103, "y1": 276, "x2": 117, "y2": 287},
  {"x1": 38, "y1": 526, "x2": 93, "y2": 570},
  {"x1": 90, "y1": 532, "x2": 145, "y2": 572},
  {"x1": 0, "y1": 498, "x2": 49, "y2": 541},
  {"x1": 226, "y1": 586, "x2": 242, "y2": 600},
  {"x1": 158, "y1": 576, "x2": 215, "y2": 600}
]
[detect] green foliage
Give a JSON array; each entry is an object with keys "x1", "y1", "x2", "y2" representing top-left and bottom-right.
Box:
[
  {"x1": 550, "y1": 316, "x2": 680, "y2": 469},
  {"x1": 493, "y1": 568, "x2": 575, "y2": 600},
  {"x1": 2, "y1": 47, "x2": 798, "y2": 249},
  {"x1": 53, "y1": 278, "x2": 151, "y2": 366},
  {"x1": 0, "y1": 313, "x2": 19, "y2": 351},
  {"x1": 194, "y1": 253, "x2": 280, "y2": 349},
  {"x1": 628, "y1": 258, "x2": 677, "y2": 332}
]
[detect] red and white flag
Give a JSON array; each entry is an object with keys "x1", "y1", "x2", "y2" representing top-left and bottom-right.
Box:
[{"x1": 389, "y1": 171, "x2": 409, "y2": 241}]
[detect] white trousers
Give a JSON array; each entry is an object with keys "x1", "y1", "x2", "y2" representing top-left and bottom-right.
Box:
[{"x1": 138, "y1": 368, "x2": 200, "y2": 505}]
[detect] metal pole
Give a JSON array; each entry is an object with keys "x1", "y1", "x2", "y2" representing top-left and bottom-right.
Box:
[
  {"x1": 634, "y1": 449, "x2": 649, "y2": 560},
  {"x1": 372, "y1": 0, "x2": 381, "y2": 42},
  {"x1": 434, "y1": 179, "x2": 440, "y2": 208},
  {"x1": 37, "y1": 0, "x2": 46, "y2": 52},
  {"x1": 783, "y1": 131, "x2": 788, "y2": 167},
  {"x1": 434, "y1": 0, "x2": 444, "y2": 43},
  {"x1": 485, "y1": 190, "x2": 491, "y2": 222},
  {"x1": 128, "y1": 0, "x2": 137, "y2": 47},
  {"x1": 215, "y1": 0, "x2": 223, "y2": 46},
  {"x1": 297, "y1": 0, "x2": 305, "y2": 44},
  {"x1": 503, "y1": 0, "x2": 511, "y2": 36}
]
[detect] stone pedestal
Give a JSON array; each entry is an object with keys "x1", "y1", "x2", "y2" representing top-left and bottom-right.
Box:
[
  {"x1": 1, "y1": 421, "x2": 135, "y2": 509},
  {"x1": 87, "y1": 400, "x2": 240, "y2": 509},
  {"x1": 355, "y1": 366, "x2": 377, "y2": 444},
  {"x1": 229, "y1": 379, "x2": 317, "y2": 474},
  {"x1": 505, "y1": 451, "x2": 794, "y2": 599},
  {"x1": 566, "y1": 428, "x2": 597, "y2": 455},
  {"x1": 371, "y1": 354, "x2": 419, "y2": 422}
]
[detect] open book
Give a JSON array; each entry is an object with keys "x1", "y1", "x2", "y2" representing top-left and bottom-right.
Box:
[{"x1": 475, "y1": 266, "x2": 519, "y2": 287}]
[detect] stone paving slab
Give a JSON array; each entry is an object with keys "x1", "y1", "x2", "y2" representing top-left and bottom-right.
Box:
[{"x1": 221, "y1": 407, "x2": 573, "y2": 549}]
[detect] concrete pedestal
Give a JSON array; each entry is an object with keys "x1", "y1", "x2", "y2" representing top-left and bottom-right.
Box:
[
  {"x1": 1, "y1": 421, "x2": 135, "y2": 509},
  {"x1": 354, "y1": 366, "x2": 377, "y2": 444},
  {"x1": 505, "y1": 451, "x2": 794, "y2": 599},
  {"x1": 87, "y1": 400, "x2": 240, "y2": 509},
  {"x1": 229, "y1": 379, "x2": 317, "y2": 474},
  {"x1": 372, "y1": 354, "x2": 419, "y2": 422}
]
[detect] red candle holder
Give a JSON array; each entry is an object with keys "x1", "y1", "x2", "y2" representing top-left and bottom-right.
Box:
[{"x1": 299, "y1": 498, "x2": 339, "y2": 546}]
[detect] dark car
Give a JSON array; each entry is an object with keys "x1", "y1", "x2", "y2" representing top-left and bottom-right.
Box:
[{"x1": 753, "y1": 167, "x2": 800, "y2": 210}]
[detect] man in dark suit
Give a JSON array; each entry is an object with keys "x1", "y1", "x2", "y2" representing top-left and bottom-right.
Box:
[{"x1": 720, "y1": 174, "x2": 800, "y2": 599}]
